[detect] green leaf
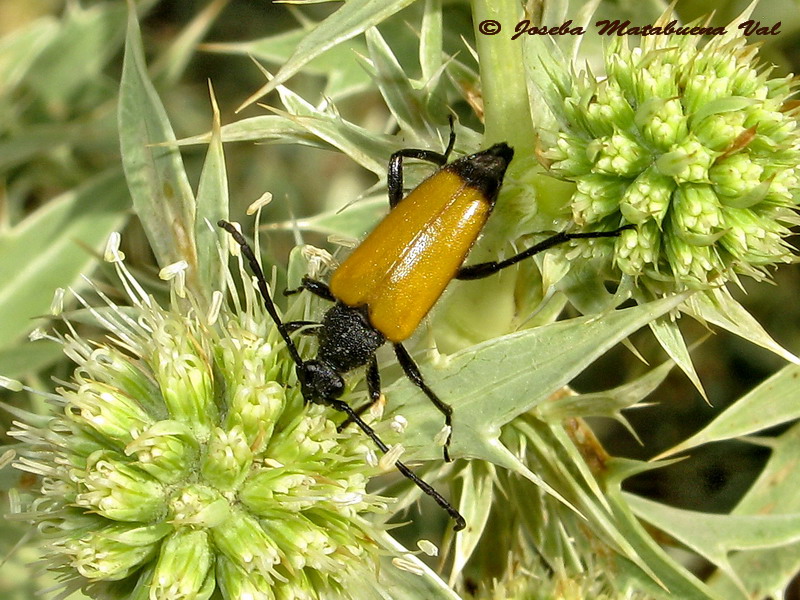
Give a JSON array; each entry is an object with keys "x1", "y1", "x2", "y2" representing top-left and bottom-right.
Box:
[
  {"x1": 685, "y1": 287, "x2": 799, "y2": 364},
  {"x1": 419, "y1": 0, "x2": 443, "y2": 85},
  {"x1": 707, "y1": 423, "x2": 800, "y2": 598},
  {"x1": 119, "y1": 2, "x2": 198, "y2": 285},
  {"x1": 387, "y1": 293, "x2": 689, "y2": 461},
  {"x1": 449, "y1": 461, "x2": 495, "y2": 584},
  {"x1": 25, "y1": 2, "x2": 128, "y2": 106},
  {"x1": 628, "y1": 492, "x2": 800, "y2": 595},
  {"x1": 0, "y1": 340, "x2": 63, "y2": 379},
  {"x1": 471, "y1": 0, "x2": 532, "y2": 150},
  {"x1": 152, "y1": 0, "x2": 231, "y2": 86},
  {"x1": 363, "y1": 27, "x2": 429, "y2": 137},
  {"x1": 649, "y1": 316, "x2": 707, "y2": 401},
  {"x1": 605, "y1": 459, "x2": 721, "y2": 599},
  {"x1": 380, "y1": 295, "x2": 690, "y2": 587},
  {"x1": 177, "y1": 113, "x2": 395, "y2": 177},
  {"x1": 271, "y1": 86, "x2": 393, "y2": 175},
  {"x1": 0, "y1": 17, "x2": 58, "y2": 95},
  {"x1": 262, "y1": 195, "x2": 386, "y2": 239},
  {"x1": 177, "y1": 115, "x2": 322, "y2": 147},
  {"x1": 654, "y1": 363, "x2": 800, "y2": 460},
  {"x1": 202, "y1": 27, "x2": 371, "y2": 100},
  {"x1": 237, "y1": 0, "x2": 417, "y2": 110},
  {"x1": 194, "y1": 85, "x2": 229, "y2": 304},
  {"x1": 0, "y1": 113, "x2": 117, "y2": 173},
  {"x1": 0, "y1": 170, "x2": 129, "y2": 347},
  {"x1": 538, "y1": 357, "x2": 674, "y2": 428}
]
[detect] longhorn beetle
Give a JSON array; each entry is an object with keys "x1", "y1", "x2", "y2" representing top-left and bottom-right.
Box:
[{"x1": 219, "y1": 122, "x2": 632, "y2": 531}]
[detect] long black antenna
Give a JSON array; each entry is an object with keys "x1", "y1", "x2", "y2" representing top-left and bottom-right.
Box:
[
  {"x1": 219, "y1": 220, "x2": 466, "y2": 530},
  {"x1": 218, "y1": 220, "x2": 304, "y2": 366}
]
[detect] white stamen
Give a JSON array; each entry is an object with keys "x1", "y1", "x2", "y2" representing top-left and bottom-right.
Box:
[
  {"x1": 379, "y1": 444, "x2": 405, "y2": 471},
  {"x1": 392, "y1": 556, "x2": 425, "y2": 576},
  {"x1": 247, "y1": 191, "x2": 273, "y2": 215},
  {"x1": 368, "y1": 394, "x2": 386, "y2": 420},
  {"x1": 328, "y1": 234, "x2": 359, "y2": 248},
  {"x1": 301, "y1": 245, "x2": 336, "y2": 275},
  {"x1": 0, "y1": 376, "x2": 23, "y2": 392},
  {"x1": 0, "y1": 449, "x2": 16, "y2": 469},
  {"x1": 332, "y1": 492, "x2": 364, "y2": 506},
  {"x1": 7, "y1": 488, "x2": 20, "y2": 514},
  {"x1": 207, "y1": 290, "x2": 223, "y2": 324},
  {"x1": 434, "y1": 425, "x2": 451, "y2": 447},
  {"x1": 49, "y1": 287, "x2": 65, "y2": 316},
  {"x1": 159, "y1": 261, "x2": 188, "y2": 298},
  {"x1": 390, "y1": 414, "x2": 408, "y2": 433},
  {"x1": 417, "y1": 539, "x2": 439, "y2": 557},
  {"x1": 158, "y1": 260, "x2": 189, "y2": 280},
  {"x1": 104, "y1": 232, "x2": 125, "y2": 262},
  {"x1": 29, "y1": 328, "x2": 53, "y2": 342},
  {"x1": 226, "y1": 221, "x2": 242, "y2": 256}
]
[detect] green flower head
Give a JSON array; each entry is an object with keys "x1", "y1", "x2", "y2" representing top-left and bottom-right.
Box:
[
  {"x1": 5, "y1": 233, "x2": 393, "y2": 600},
  {"x1": 541, "y1": 15, "x2": 800, "y2": 295}
]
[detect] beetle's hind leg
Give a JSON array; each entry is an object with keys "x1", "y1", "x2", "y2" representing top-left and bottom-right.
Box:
[
  {"x1": 327, "y1": 396, "x2": 465, "y2": 531},
  {"x1": 394, "y1": 344, "x2": 453, "y2": 463},
  {"x1": 387, "y1": 116, "x2": 456, "y2": 208}
]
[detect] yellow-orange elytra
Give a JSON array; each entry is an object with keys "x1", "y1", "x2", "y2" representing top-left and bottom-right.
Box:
[{"x1": 330, "y1": 147, "x2": 511, "y2": 343}]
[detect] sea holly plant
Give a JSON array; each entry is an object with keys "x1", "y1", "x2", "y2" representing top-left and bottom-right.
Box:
[{"x1": 2, "y1": 1, "x2": 800, "y2": 600}]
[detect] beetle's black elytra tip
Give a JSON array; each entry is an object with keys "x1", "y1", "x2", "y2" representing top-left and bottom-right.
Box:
[{"x1": 446, "y1": 143, "x2": 514, "y2": 202}]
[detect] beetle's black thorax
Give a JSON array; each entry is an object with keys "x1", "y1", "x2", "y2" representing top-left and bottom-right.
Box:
[{"x1": 316, "y1": 302, "x2": 385, "y2": 373}]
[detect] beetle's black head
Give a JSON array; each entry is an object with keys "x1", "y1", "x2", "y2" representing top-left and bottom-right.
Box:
[
  {"x1": 446, "y1": 143, "x2": 514, "y2": 202},
  {"x1": 297, "y1": 360, "x2": 345, "y2": 404}
]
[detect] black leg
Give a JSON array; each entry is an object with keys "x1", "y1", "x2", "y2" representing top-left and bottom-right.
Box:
[
  {"x1": 327, "y1": 397, "x2": 465, "y2": 531},
  {"x1": 337, "y1": 355, "x2": 382, "y2": 433},
  {"x1": 394, "y1": 344, "x2": 453, "y2": 463},
  {"x1": 387, "y1": 116, "x2": 456, "y2": 209},
  {"x1": 457, "y1": 224, "x2": 635, "y2": 280},
  {"x1": 284, "y1": 276, "x2": 336, "y2": 302}
]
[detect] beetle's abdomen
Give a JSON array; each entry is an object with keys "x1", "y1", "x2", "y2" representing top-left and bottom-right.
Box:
[{"x1": 330, "y1": 170, "x2": 492, "y2": 343}]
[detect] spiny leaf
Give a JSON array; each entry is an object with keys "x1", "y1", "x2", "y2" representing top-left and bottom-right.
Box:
[
  {"x1": 202, "y1": 27, "x2": 371, "y2": 100},
  {"x1": 706, "y1": 423, "x2": 800, "y2": 598},
  {"x1": 388, "y1": 292, "x2": 689, "y2": 461},
  {"x1": 628, "y1": 492, "x2": 800, "y2": 595},
  {"x1": 119, "y1": 1, "x2": 199, "y2": 293},
  {"x1": 605, "y1": 459, "x2": 721, "y2": 599},
  {"x1": 654, "y1": 364, "x2": 800, "y2": 460},
  {"x1": 237, "y1": 0, "x2": 417, "y2": 111},
  {"x1": 649, "y1": 316, "x2": 707, "y2": 401},
  {"x1": 194, "y1": 84, "x2": 229, "y2": 301}
]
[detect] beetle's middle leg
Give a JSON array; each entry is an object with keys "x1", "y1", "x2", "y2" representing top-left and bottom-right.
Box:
[{"x1": 337, "y1": 355, "x2": 382, "y2": 433}]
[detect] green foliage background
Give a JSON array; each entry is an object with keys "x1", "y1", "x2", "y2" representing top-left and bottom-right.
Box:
[{"x1": 1, "y1": 0, "x2": 799, "y2": 598}]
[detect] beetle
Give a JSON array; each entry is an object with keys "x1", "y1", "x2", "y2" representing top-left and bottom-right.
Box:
[{"x1": 219, "y1": 123, "x2": 632, "y2": 531}]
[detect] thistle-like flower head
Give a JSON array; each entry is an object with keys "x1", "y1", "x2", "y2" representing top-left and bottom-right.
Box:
[
  {"x1": 541, "y1": 16, "x2": 800, "y2": 295},
  {"x1": 5, "y1": 233, "x2": 391, "y2": 600}
]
